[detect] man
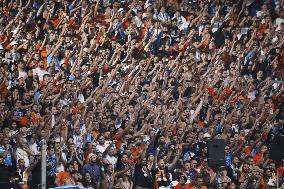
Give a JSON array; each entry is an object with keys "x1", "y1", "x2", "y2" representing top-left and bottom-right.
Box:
[
  {"x1": 15, "y1": 137, "x2": 34, "y2": 168},
  {"x1": 189, "y1": 176, "x2": 208, "y2": 189},
  {"x1": 82, "y1": 153, "x2": 101, "y2": 188},
  {"x1": 46, "y1": 146, "x2": 57, "y2": 188},
  {"x1": 32, "y1": 61, "x2": 50, "y2": 81},
  {"x1": 134, "y1": 157, "x2": 154, "y2": 189},
  {"x1": 15, "y1": 159, "x2": 26, "y2": 184},
  {"x1": 82, "y1": 172, "x2": 97, "y2": 189},
  {"x1": 116, "y1": 153, "x2": 129, "y2": 172},
  {"x1": 0, "y1": 137, "x2": 13, "y2": 167},
  {"x1": 154, "y1": 145, "x2": 182, "y2": 188},
  {"x1": 66, "y1": 142, "x2": 84, "y2": 167},
  {"x1": 103, "y1": 145, "x2": 118, "y2": 169},
  {"x1": 96, "y1": 134, "x2": 111, "y2": 153}
]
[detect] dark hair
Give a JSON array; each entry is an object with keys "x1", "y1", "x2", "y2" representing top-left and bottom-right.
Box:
[
  {"x1": 66, "y1": 163, "x2": 73, "y2": 169},
  {"x1": 47, "y1": 146, "x2": 54, "y2": 151}
]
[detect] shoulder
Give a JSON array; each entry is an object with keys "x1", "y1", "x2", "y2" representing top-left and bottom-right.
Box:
[{"x1": 83, "y1": 163, "x2": 91, "y2": 169}]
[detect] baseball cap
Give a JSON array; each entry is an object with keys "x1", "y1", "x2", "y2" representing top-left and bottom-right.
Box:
[{"x1": 88, "y1": 153, "x2": 95, "y2": 160}]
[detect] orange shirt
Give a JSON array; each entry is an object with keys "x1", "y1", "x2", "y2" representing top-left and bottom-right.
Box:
[
  {"x1": 208, "y1": 87, "x2": 215, "y2": 97},
  {"x1": 20, "y1": 116, "x2": 29, "y2": 127},
  {"x1": 31, "y1": 112, "x2": 40, "y2": 125},
  {"x1": 245, "y1": 146, "x2": 252, "y2": 156},
  {"x1": 258, "y1": 24, "x2": 268, "y2": 34},
  {"x1": 114, "y1": 135, "x2": 122, "y2": 149},
  {"x1": 131, "y1": 145, "x2": 144, "y2": 158},
  {"x1": 174, "y1": 183, "x2": 191, "y2": 189},
  {"x1": 253, "y1": 152, "x2": 263, "y2": 164},
  {"x1": 0, "y1": 80, "x2": 9, "y2": 100},
  {"x1": 56, "y1": 171, "x2": 73, "y2": 186},
  {"x1": 92, "y1": 130, "x2": 99, "y2": 139}
]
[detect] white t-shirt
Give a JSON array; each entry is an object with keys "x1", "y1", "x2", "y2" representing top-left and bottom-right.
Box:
[
  {"x1": 32, "y1": 68, "x2": 49, "y2": 81},
  {"x1": 29, "y1": 142, "x2": 40, "y2": 156},
  {"x1": 16, "y1": 148, "x2": 30, "y2": 167},
  {"x1": 96, "y1": 141, "x2": 111, "y2": 153},
  {"x1": 104, "y1": 154, "x2": 118, "y2": 166},
  {"x1": 275, "y1": 17, "x2": 284, "y2": 31},
  {"x1": 133, "y1": 16, "x2": 143, "y2": 28},
  {"x1": 18, "y1": 70, "x2": 27, "y2": 79}
]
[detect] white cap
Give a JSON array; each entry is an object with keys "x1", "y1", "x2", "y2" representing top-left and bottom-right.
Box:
[
  {"x1": 118, "y1": 8, "x2": 124, "y2": 13},
  {"x1": 144, "y1": 3, "x2": 152, "y2": 9},
  {"x1": 88, "y1": 153, "x2": 95, "y2": 160},
  {"x1": 55, "y1": 137, "x2": 63, "y2": 143},
  {"x1": 10, "y1": 41, "x2": 18, "y2": 46},
  {"x1": 204, "y1": 133, "x2": 211, "y2": 138},
  {"x1": 83, "y1": 47, "x2": 89, "y2": 52}
]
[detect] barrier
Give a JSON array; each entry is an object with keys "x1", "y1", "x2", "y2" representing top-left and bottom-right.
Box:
[{"x1": 50, "y1": 185, "x2": 86, "y2": 189}]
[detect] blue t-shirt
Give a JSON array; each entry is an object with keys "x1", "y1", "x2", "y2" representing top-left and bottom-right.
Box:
[
  {"x1": 0, "y1": 146, "x2": 13, "y2": 166},
  {"x1": 46, "y1": 154, "x2": 57, "y2": 177}
]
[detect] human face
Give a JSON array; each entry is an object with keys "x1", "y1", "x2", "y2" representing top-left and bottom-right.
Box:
[
  {"x1": 121, "y1": 154, "x2": 128, "y2": 163},
  {"x1": 74, "y1": 127, "x2": 81, "y2": 134},
  {"x1": 108, "y1": 146, "x2": 116, "y2": 156},
  {"x1": 98, "y1": 136, "x2": 105, "y2": 145},
  {"x1": 0, "y1": 103, "x2": 5, "y2": 111},
  {"x1": 68, "y1": 143, "x2": 76, "y2": 152},
  {"x1": 2, "y1": 138, "x2": 9, "y2": 145},
  {"x1": 18, "y1": 159, "x2": 25, "y2": 168},
  {"x1": 0, "y1": 157, "x2": 3, "y2": 165},
  {"x1": 191, "y1": 160, "x2": 198, "y2": 168},
  {"x1": 225, "y1": 146, "x2": 230, "y2": 154},
  {"x1": 67, "y1": 165, "x2": 74, "y2": 172},
  {"x1": 48, "y1": 148, "x2": 55, "y2": 156},
  {"x1": 184, "y1": 162, "x2": 191, "y2": 171},
  {"x1": 228, "y1": 182, "x2": 236, "y2": 189},
  {"x1": 107, "y1": 164, "x2": 113, "y2": 172},
  {"x1": 55, "y1": 141, "x2": 61, "y2": 150},
  {"x1": 158, "y1": 159, "x2": 165, "y2": 169},
  {"x1": 85, "y1": 172, "x2": 91, "y2": 181},
  {"x1": 15, "y1": 100, "x2": 21, "y2": 107}
]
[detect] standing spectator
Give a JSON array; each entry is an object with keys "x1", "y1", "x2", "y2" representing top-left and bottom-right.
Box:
[{"x1": 82, "y1": 153, "x2": 101, "y2": 188}]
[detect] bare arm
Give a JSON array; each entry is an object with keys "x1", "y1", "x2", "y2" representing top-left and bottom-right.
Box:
[{"x1": 168, "y1": 144, "x2": 182, "y2": 171}]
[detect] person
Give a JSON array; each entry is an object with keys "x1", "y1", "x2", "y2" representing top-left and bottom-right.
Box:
[
  {"x1": 189, "y1": 176, "x2": 208, "y2": 189},
  {"x1": 0, "y1": 137, "x2": 13, "y2": 167},
  {"x1": 134, "y1": 153, "x2": 154, "y2": 189},
  {"x1": 82, "y1": 172, "x2": 97, "y2": 189},
  {"x1": 173, "y1": 175, "x2": 191, "y2": 189},
  {"x1": 46, "y1": 146, "x2": 57, "y2": 188},
  {"x1": 55, "y1": 163, "x2": 75, "y2": 187},
  {"x1": 101, "y1": 162, "x2": 133, "y2": 189},
  {"x1": 82, "y1": 153, "x2": 101, "y2": 188}
]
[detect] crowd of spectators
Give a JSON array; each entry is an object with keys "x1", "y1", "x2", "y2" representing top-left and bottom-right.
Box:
[{"x1": 0, "y1": 0, "x2": 284, "y2": 188}]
